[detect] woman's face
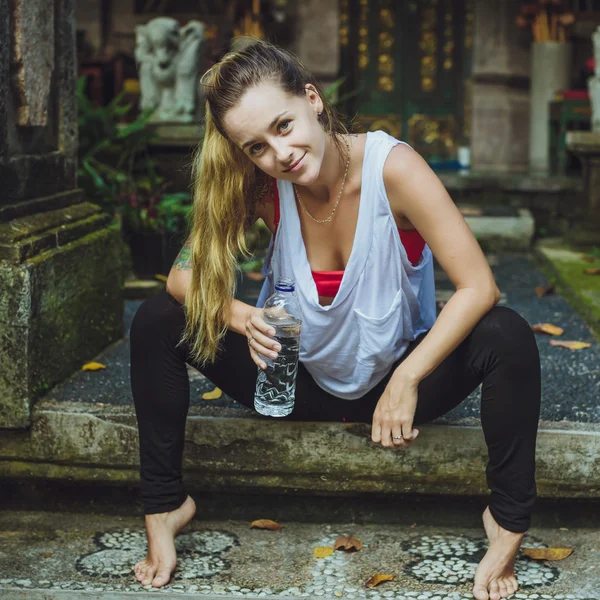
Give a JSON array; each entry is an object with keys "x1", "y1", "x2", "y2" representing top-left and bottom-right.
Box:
[{"x1": 223, "y1": 81, "x2": 325, "y2": 185}]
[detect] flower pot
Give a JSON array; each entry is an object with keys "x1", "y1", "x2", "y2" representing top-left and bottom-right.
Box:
[
  {"x1": 126, "y1": 230, "x2": 186, "y2": 279},
  {"x1": 529, "y1": 41, "x2": 572, "y2": 172}
]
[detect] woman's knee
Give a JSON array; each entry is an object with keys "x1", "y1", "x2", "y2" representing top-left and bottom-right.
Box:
[
  {"x1": 130, "y1": 290, "x2": 186, "y2": 350},
  {"x1": 473, "y1": 306, "x2": 540, "y2": 366}
]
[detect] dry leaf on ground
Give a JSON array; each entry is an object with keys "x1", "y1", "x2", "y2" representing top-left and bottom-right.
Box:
[
  {"x1": 584, "y1": 268, "x2": 600, "y2": 275},
  {"x1": 246, "y1": 272, "x2": 266, "y2": 281},
  {"x1": 583, "y1": 256, "x2": 596, "y2": 263},
  {"x1": 313, "y1": 546, "x2": 334, "y2": 558},
  {"x1": 82, "y1": 362, "x2": 106, "y2": 371},
  {"x1": 535, "y1": 284, "x2": 555, "y2": 297},
  {"x1": 334, "y1": 535, "x2": 363, "y2": 552},
  {"x1": 42, "y1": 552, "x2": 53, "y2": 558},
  {"x1": 250, "y1": 519, "x2": 282, "y2": 530},
  {"x1": 522, "y1": 547, "x2": 573, "y2": 561},
  {"x1": 531, "y1": 323, "x2": 564, "y2": 336},
  {"x1": 154, "y1": 274, "x2": 168, "y2": 282},
  {"x1": 366, "y1": 574, "x2": 394, "y2": 588},
  {"x1": 460, "y1": 206, "x2": 483, "y2": 216},
  {"x1": 202, "y1": 387, "x2": 222, "y2": 400},
  {"x1": 549, "y1": 340, "x2": 592, "y2": 351}
]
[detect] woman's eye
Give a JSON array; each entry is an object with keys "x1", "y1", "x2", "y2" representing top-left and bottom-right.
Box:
[
  {"x1": 279, "y1": 120, "x2": 291, "y2": 132},
  {"x1": 250, "y1": 143, "x2": 264, "y2": 155}
]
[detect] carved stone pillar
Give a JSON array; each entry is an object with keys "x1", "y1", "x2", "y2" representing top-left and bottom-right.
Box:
[
  {"x1": 0, "y1": 0, "x2": 124, "y2": 428},
  {"x1": 470, "y1": 0, "x2": 531, "y2": 171}
]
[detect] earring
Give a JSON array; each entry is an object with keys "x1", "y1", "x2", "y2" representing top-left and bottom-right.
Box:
[{"x1": 317, "y1": 111, "x2": 322, "y2": 118}]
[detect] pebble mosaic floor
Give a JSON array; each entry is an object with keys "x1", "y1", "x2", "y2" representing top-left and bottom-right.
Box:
[{"x1": 0, "y1": 528, "x2": 592, "y2": 599}]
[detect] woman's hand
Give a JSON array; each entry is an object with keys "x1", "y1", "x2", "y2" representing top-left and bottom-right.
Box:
[
  {"x1": 371, "y1": 370, "x2": 420, "y2": 448},
  {"x1": 245, "y1": 307, "x2": 281, "y2": 370}
]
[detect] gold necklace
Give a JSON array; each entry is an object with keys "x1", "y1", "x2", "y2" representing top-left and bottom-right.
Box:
[{"x1": 293, "y1": 137, "x2": 351, "y2": 224}]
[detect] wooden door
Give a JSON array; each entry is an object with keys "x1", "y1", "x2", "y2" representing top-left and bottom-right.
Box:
[{"x1": 338, "y1": 0, "x2": 474, "y2": 162}]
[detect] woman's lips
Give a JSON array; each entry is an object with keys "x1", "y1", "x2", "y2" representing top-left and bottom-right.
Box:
[{"x1": 285, "y1": 153, "x2": 306, "y2": 173}]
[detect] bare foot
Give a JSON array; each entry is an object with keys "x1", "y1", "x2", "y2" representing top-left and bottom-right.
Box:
[
  {"x1": 472, "y1": 506, "x2": 524, "y2": 600},
  {"x1": 133, "y1": 495, "x2": 196, "y2": 588}
]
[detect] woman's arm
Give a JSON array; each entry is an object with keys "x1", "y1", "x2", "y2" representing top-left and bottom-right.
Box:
[
  {"x1": 165, "y1": 173, "x2": 277, "y2": 336},
  {"x1": 383, "y1": 144, "x2": 501, "y2": 386}
]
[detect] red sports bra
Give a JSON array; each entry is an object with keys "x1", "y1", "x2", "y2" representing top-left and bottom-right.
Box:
[{"x1": 271, "y1": 180, "x2": 425, "y2": 297}]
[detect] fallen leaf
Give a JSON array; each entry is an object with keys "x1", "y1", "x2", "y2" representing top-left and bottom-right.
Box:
[
  {"x1": 82, "y1": 362, "x2": 106, "y2": 371},
  {"x1": 583, "y1": 255, "x2": 596, "y2": 263},
  {"x1": 202, "y1": 387, "x2": 222, "y2": 400},
  {"x1": 42, "y1": 552, "x2": 52, "y2": 558},
  {"x1": 250, "y1": 519, "x2": 282, "y2": 530},
  {"x1": 154, "y1": 274, "x2": 168, "y2": 282},
  {"x1": 410, "y1": 523, "x2": 417, "y2": 528},
  {"x1": 334, "y1": 591, "x2": 343, "y2": 597},
  {"x1": 246, "y1": 272, "x2": 266, "y2": 281},
  {"x1": 313, "y1": 546, "x2": 334, "y2": 558},
  {"x1": 460, "y1": 206, "x2": 483, "y2": 216},
  {"x1": 535, "y1": 284, "x2": 555, "y2": 297},
  {"x1": 549, "y1": 340, "x2": 592, "y2": 351},
  {"x1": 522, "y1": 547, "x2": 574, "y2": 561},
  {"x1": 559, "y1": 527, "x2": 569, "y2": 531},
  {"x1": 584, "y1": 268, "x2": 600, "y2": 275},
  {"x1": 334, "y1": 535, "x2": 363, "y2": 552},
  {"x1": 366, "y1": 573, "x2": 394, "y2": 588},
  {"x1": 531, "y1": 323, "x2": 564, "y2": 336}
]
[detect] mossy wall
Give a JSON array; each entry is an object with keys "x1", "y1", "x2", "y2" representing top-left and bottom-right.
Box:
[{"x1": 0, "y1": 227, "x2": 125, "y2": 428}]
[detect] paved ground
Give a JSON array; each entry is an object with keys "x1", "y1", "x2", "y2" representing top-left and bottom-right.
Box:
[
  {"x1": 49, "y1": 253, "x2": 600, "y2": 424},
  {"x1": 0, "y1": 494, "x2": 598, "y2": 600}
]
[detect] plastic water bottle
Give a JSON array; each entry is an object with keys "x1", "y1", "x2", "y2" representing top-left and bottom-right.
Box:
[{"x1": 254, "y1": 278, "x2": 303, "y2": 417}]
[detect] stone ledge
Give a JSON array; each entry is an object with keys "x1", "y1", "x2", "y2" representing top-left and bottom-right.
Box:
[
  {"x1": 461, "y1": 207, "x2": 535, "y2": 251},
  {"x1": 0, "y1": 400, "x2": 598, "y2": 499}
]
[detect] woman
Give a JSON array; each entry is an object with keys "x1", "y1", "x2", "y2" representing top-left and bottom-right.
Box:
[{"x1": 130, "y1": 40, "x2": 541, "y2": 600}]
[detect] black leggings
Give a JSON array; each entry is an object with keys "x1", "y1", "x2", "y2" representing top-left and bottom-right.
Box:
[{"x1": 130, "y1": 290, "x2": 541, "y2": 532}]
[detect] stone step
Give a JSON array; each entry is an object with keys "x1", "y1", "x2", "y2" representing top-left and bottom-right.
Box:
[
  {"x1": 458, "y1": 205, "x2": 535, "y2": 252},
  {"x1": 1, "y1": 255, "x2": 598, "y2": 500}
]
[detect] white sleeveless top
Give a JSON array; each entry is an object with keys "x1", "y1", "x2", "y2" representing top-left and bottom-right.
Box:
[{"x1": 256, "y1": 130, "x2": 436, "y2": 400}]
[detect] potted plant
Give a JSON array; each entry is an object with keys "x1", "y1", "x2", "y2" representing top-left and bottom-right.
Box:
[{"x1": 119, "y1": 180, "x2": 192, "y2": 278}]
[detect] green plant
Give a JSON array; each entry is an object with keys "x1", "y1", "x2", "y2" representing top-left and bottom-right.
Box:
[
  {"x1": 120, "y1": 188, "x2": 193, "y2": 235},
  {"x1": 324, "y1": 76, "x2": 361, "y2": 108},
  {"x1": 77, "y1": 76, "x2": 158, "y2": 214}
]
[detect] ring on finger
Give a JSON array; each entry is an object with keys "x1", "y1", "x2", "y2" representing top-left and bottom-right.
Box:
[
  {"x1": 247, "y1": 335, "x2": 254, "y2": 346},
  {"x1": 393, "y1": 435, "x2": 403, "y2": 440}
]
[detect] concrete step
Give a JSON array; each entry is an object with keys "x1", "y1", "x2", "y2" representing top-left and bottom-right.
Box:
[
  {"x1": 0, "y1": 505, "x2": 598, "y2": 599},
  {"x1": 0, "y1": 254, "x2": 598, "y2": 500}
]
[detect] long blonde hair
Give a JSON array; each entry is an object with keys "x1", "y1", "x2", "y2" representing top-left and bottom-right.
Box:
[{"x1": 182, "y1": 39, "x2": 348, "y2": 366}]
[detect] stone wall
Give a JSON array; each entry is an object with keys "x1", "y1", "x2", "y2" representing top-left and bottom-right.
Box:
[
  {"x1": 471, "y1": 0, "x2": 531, "y2": 171},
  {"x1": 0, "y1": 0, "x2": 125, "y2": 428}
]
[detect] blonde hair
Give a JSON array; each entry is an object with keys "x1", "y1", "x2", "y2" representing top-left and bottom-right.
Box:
[{"x1": 182, "y1": 39, "x2": 348, "y2": 366}]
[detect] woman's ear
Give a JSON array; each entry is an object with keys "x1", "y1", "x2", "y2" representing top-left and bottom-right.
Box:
[{"x1": 304, "y1": 84, "x2": 323, "y2": 114}]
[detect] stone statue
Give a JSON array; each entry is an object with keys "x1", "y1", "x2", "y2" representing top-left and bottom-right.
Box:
[
  {"x1": 588, "y1": 26, "x2": 600, "y2": 132},
  {"x1": 135, "y1": 17, "x2": 205, "y2": 123}
]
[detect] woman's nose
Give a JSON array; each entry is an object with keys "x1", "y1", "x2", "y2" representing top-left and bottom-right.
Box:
[{"x1": 272, "y1": 141, "x2": 292, "y2": 165}]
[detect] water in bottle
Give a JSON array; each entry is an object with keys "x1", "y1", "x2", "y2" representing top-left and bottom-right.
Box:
[{"x1": 254, "y1": 278, "x2": 302, "y2": 417}]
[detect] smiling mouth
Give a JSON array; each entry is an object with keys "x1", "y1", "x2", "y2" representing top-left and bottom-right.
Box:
[{"x1": 284, "y1": 153, "x2": 306, "y2": 172}]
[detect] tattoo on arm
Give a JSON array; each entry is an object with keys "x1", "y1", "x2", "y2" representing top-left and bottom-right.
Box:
[
  {"x1": 173, "y1": 238, "x2": 192, "y2": 271},
  {"x1": 253, "y1": 172, "x2": 271, "y2": 209},
  {"x1": 245, "y1": 171, "x2": 272, "y2": 230}
]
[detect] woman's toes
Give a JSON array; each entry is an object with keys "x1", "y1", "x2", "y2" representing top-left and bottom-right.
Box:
[
  {"x1": 141, "y1": 565, "x2": 158, "y2": 586},
  {"x1": 509, "y1": 576, "x2": 519, "y2": 592},
  {"x1": 152, "y1": 567, "x2": 173, "y2": 588},
  {"x1": 497, "y1": 579, "x2": 509, "y2": 598},
  {"x1": 489, "y1": 579, "x2": 501, "y2": 600},
  {"x1": 472, "y1": 583, "x2": 489, "y2": 600}
]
